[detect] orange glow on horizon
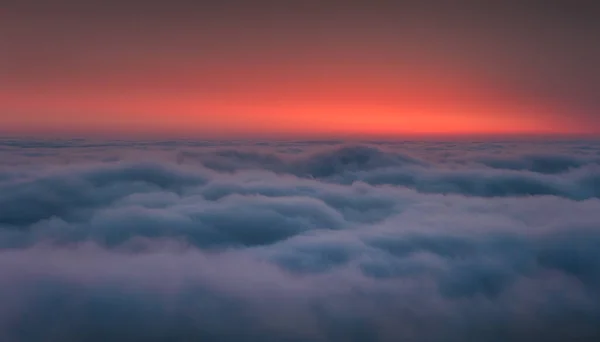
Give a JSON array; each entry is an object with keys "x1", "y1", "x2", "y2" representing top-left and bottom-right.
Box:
[
  {"x1": 2, "y1": 3, "x2": 598, "y2": 139},
  {"x1": 0, "y1": 75, "x2": 589, "y2": 138}
]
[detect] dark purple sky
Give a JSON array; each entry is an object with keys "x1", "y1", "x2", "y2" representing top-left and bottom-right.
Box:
[{"x1": 1, "y1": 1, "x2": 599, "y2": 137}]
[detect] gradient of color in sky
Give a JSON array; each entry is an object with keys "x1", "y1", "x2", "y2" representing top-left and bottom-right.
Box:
[{"x1": 1, "y1": 1, "x2": 599, "y2": 138}]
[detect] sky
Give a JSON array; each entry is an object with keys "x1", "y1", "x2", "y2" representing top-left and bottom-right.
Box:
[{"x1": 1, "y1": 1, "x2": 599, "y2": 138}]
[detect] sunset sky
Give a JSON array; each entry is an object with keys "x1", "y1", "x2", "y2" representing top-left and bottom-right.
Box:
[{"x1": 1, "y1": 1, "x2": 599, "y2": 138}]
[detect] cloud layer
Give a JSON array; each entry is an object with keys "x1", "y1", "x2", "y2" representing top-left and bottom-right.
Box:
[{"x1": 1, "y1": 138, "x2": 600, "y2": 341}]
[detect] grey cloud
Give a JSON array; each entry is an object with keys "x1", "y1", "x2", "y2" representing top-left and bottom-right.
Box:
[
  {"x1": 476, "y1": 153, "x2": 596, "y2": 174},
  {"x1": 0, "y1": 139, "x2": 600, "y2": 341}
]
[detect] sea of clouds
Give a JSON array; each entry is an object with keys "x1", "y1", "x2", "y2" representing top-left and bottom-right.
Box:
[{"x1": 1, "y1": 138, "x2": 599, "y2": 341}]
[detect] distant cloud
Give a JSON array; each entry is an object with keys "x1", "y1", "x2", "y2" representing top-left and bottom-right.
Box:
[{"x1": 0, "y1": 139, "x2": 600, "y2": 341}]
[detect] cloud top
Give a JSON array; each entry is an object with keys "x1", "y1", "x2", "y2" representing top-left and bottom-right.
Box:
[{"x1": 0, "y1": 138, "x2": 600, "y2": 341}]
